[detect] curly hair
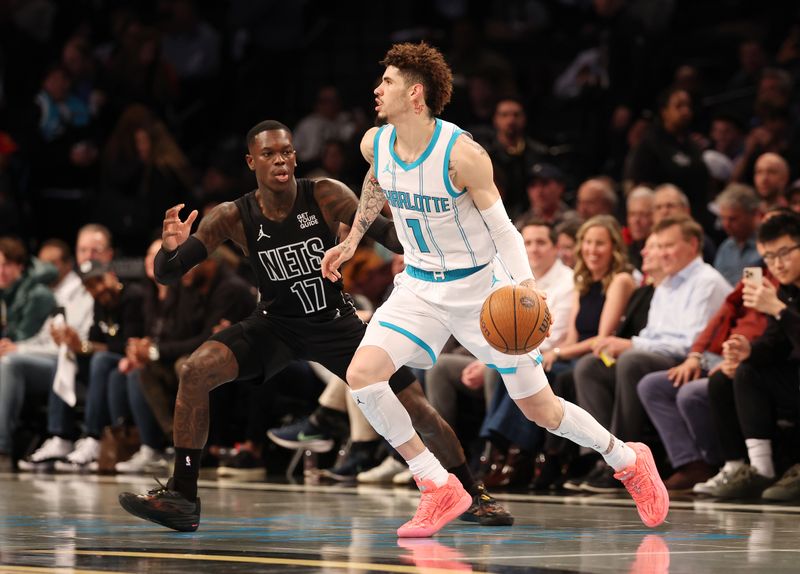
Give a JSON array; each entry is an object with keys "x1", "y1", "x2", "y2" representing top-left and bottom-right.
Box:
[
  {"x1": 572, "y1": 215, "x2": 632, "y2": 296},
  {"x1": 380, "y1": 42, "x2": 453, "y2": 116}
]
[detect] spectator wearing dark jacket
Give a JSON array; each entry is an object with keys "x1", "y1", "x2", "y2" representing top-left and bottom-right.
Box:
[
  {"x1": 700, "y1": 212, "x2": 800, "y2": 501},
  {"x1": 0, "y1": 237, "x2": 57, "y2": 342}
]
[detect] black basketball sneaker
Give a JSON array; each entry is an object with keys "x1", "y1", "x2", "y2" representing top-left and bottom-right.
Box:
[
  {"x1": 118, "y1": 478, "x2": 201, "y2": 532},
  {"x1": 459, "y1": 482, "x2": 515, "y2": 526}
]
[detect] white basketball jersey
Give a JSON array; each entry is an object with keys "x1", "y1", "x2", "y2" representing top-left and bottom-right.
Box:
[{"x1": 373, "y1": 119, "x2": 497, "y2": 272}]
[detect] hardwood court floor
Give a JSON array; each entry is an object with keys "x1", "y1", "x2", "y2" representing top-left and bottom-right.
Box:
[{"x1": 1, "y1": 472, "x2": 799, "y2": 573}]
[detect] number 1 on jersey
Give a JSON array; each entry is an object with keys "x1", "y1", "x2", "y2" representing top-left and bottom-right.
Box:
[{"x1": 406, "y1": 218, "x2": 431, "y2": 253}]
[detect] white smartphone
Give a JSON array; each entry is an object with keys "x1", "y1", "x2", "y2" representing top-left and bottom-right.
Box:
[{"x1": 743, "y1": 266, "x2": 762, "y2": 286}]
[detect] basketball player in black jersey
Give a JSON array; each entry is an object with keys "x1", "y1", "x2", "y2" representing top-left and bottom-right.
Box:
[{"x1": 118, "y1": 120, "x2": 512, "y2": 532}]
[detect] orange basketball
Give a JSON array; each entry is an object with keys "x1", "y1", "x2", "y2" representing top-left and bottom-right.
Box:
[{"x1": 479, "y1": 285, "x2": 551, "y2": 355}]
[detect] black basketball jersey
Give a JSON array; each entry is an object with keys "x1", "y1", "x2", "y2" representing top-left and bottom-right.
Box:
[{"x1": 235, "y1": 179, "x2": 346, "y2": 317}]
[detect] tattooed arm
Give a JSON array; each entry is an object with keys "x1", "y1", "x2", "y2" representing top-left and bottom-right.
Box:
[
  {"x1": 154, "y1": 201, "x2": 247, "y2": 284},
  {"x1": 315, "y1": 176, "x2": 403, "y2": 253},
  {"x1": 194, "y1": 201, "x2": 248, "y2": 255},
  {"x1": 320, "y1": 127, "x2": 392, "y2": 280}
]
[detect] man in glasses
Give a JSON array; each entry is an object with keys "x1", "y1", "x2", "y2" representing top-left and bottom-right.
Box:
[{"x1": 720, "y1": 211, "x2": 800, "y2": 501}]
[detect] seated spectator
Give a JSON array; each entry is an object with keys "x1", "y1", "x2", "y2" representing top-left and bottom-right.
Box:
[
  {"x1": 516, "y1": 163, "x2": 577, "y2": 227},
  {"x1": 622, "y1": 186, "x2": 654, "y2": 270},
  {"x1": 0, "y1": 237, "x2": 56, "y2": 342},
  {"x1": 654, "y1": 184, "x2": 717, "y2": 262},
  {"x1": 713, "y1": 183, "x2": 762, "y2": 286},
  {"x1": 293, "y1": 86, "x2": 358, "y2": 165},
  {"x1": 484, "y1": 97, "x2": 546, "y2": 216},
  {"x1": 702, "y1": 212, "x2": 800, "y2": 501},
  {"x1": 27, "y1": 65, "x2": 98, "y2": 195},
  {"x1": 540, "y1": 215, "x2": 636, "y2": 374},
  {"x1": 625, "y1": 87, "x2": 711, "y2": 228},
  {"x1": 708, "y1": 114, "x2": 745, "y2": 163},
  {"x1": 572, "y1": 216, "x2": 731, "y2": 492},
  {"x1": 545, "y1": 233, "x2": 665, "y2": 491},
  {"x1": 18, "y1": 260, "x2": 145, "y2": 472},
  {"x1": 555, "y1": 218, "x2": 581, "y2": 268},
  {"x1": 637, "y1": 268, "x2": 774, "y2": 492},
  {"x1": 0, "y1": 237, "x2": 94, "y2": 469},
  {"x1": 98, "y1": 106, "x2": 194, "y2": 254},
  {"x1": 753, "y1": 152, "x2": 790, "y2": 213},
  {"x1": 576, "y1": 178, "x2": 618, "y2": 220}
]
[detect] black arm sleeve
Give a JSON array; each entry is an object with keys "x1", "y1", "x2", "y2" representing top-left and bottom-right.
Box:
[
  {"x1": 153, "y1": 236, "x2": 209, "y2": 285},
  {"x1": 354, "y1": 213, "x2": 404, "y2": 254}
]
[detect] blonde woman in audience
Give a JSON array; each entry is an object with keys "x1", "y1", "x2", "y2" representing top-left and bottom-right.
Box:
[{"x1": 541, "y1": 215, "x2": 636, "y2": 375}]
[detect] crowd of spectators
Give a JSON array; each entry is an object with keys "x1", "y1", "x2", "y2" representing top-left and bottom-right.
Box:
[{"x1": 1, "y1": 1, "x2": 800, "y2": 503}]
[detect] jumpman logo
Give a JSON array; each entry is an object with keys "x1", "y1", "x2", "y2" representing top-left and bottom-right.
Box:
[
  {"x1": 491, "y1": 274, "x2": 499, "y2": 287},
  {"x1": 185, "y1": 456, "x2": 191, "y2": 467},
  {"x1": 383, "y1": 161, "x2": 392, "y2": 175},
  {"x1": 258, "y1": 225, "x2": 270, "y2": 241},
  {"x1": 356, "y1": 396, "x2": 365, "y2": 405}
]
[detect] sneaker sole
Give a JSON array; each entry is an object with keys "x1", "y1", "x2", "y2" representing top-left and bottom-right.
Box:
[
  {"x1": 458, "y1": 507, "x2": 515, "y2": 526},
  {"x1": 266, "y1": 431, "x2": 334, "y2": 453},
  {"x1": 396, "y1": 490, "x2": 473, "y2": 538},
  {"x1": 118, "y1": 494, "x2": 201, "y2": 532},
  {"x1": 580, "y1": 483, "x2": 625, "y2": 494}
]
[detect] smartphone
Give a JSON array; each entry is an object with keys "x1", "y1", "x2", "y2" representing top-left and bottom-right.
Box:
[{"x1": 743, "y1": 266, "x2": 762, "y2": 286}]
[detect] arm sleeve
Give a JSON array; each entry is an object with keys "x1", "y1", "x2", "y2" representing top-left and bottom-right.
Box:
[
  {"x1": 154, "y1": 236, "x2": 209, "y2": 285},
  {"x1": 479, "y1": 199, "x2": 533, "y2": 282},
  {"x1": 353, "y1": 212, "x2": 404, "y2": 254}
]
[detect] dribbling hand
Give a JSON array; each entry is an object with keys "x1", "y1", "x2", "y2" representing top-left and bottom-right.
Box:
[
  {"x1": 321, "y1": 242, "x2": 356, "y2": 282},
  {"x1": 162, "y1": 203, "x2": 199, "y2": 252}
]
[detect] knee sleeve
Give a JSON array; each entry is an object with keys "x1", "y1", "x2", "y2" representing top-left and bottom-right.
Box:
[
  {"x1": 500, "y1": 356, "x2": 549, "y2": 400},
  {"x1": 350, "y1": 381, "x2": 416, "y2": 448}
]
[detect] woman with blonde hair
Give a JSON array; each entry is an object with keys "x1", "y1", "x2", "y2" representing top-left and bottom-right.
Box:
[{"x1": 540, "y1": 215, "x2": 636, "y2": 372}]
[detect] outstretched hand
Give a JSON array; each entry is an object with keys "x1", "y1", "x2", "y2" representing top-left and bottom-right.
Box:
[{"x1": 162, "y1": 203, "x2": 199, "y2": 252}]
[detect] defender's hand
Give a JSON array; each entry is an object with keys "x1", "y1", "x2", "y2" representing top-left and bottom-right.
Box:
[
  {"x1": 162, "y1": 203, "x2": 198, "y2": 252},
  {"x1": 321, "y1": 242, "x2": 356, "y2": 282}
]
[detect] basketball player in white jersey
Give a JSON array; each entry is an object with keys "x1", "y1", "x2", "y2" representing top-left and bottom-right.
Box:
[{"x1": 322, "y1": 43, "x2": 669, "y2": 537}]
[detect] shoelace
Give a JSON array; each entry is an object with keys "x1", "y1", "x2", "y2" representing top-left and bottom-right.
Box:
[
  {"x1": 146, "y1": 478, "x2": 170, "y2": 496},
  {"x1": 623, "y1": 471, "x2": 654, "y2": 503},
  {"x1": 409, "y1": 490, "x2": 442, "y2": 526}
]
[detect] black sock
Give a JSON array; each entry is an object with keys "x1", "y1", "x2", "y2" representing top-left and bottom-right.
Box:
[
  {"x1": 171, "y1": 447, "x2": 202, "y2": 501},
  {"x1": 449, "y1": 462, "x2": 478, "y2": 495},
  {"x1": 310, "y1": 406, "x2": 350, "y2": 440}
]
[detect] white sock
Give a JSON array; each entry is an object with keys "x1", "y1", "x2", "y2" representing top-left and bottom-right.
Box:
[
  {"x1": 550, "y1": 398, "x2": 636, "y2": 471},
  {"x1": 407, "y1": 448, "x2": 449, "y2": 487},
  {"x1": 745, "y1": 439, "x2": 774, "y2": 478},
  {"x1": 722, "y1": 459, "x2": 745, "y2": 473}
]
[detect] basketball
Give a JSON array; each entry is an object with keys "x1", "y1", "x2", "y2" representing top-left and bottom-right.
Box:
[{"x1": 479, "y1": 285, "x2": 551, "y2": 355}]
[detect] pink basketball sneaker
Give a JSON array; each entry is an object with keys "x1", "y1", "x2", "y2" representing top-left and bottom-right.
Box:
[
  {"x1": 614, "y1": 442, "x2": 670, "y2": 528},
  {"x1": 397, "y1": 473, "x2": 473, "y2": 538}
]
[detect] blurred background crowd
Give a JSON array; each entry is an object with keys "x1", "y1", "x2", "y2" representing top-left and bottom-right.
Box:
[{"x1": 1, "y1": 0, "x2": 800, "y2": 504}]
